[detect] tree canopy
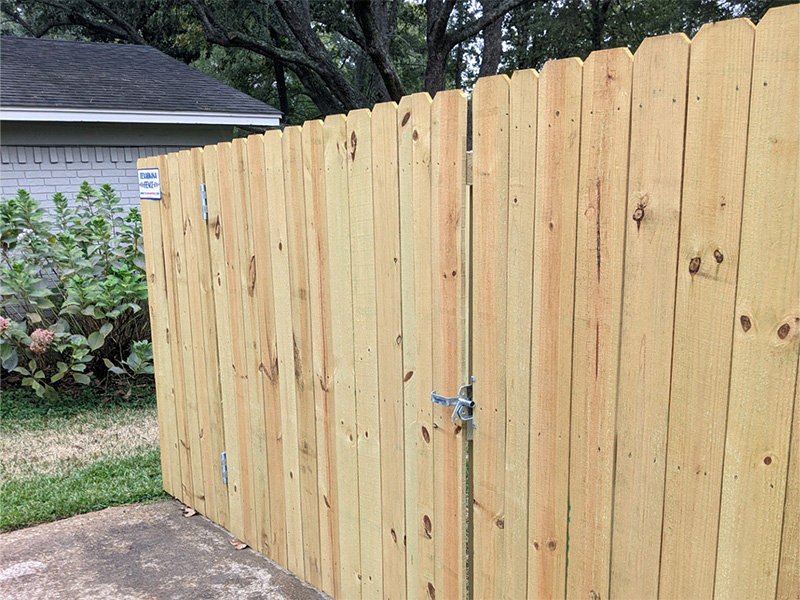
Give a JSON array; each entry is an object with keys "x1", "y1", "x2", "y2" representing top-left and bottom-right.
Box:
[{"x1": 1, "y1": 0, "x2": 790, "y2": 124}]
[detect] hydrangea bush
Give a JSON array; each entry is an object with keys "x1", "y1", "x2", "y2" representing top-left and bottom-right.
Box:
[{"x1": 0, "y1": 183, "x2": 153, "y2": 399}]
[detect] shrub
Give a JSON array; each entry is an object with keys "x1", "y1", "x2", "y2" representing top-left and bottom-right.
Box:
[{"x1": 0, "y1": 183, "x2": 153, "y2": 399}]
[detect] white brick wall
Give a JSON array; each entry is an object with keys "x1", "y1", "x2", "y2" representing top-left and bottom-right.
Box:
[{"x1": 0, "y1": 145, "x2": 187, "y2": 211}]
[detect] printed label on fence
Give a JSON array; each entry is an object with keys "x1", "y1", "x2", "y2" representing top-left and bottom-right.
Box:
[{"x1": 138, "y1": 168, "x2": 161, "y2": 200}]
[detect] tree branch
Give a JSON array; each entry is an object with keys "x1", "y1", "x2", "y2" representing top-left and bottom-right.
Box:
[
  {"x1": 273, "y1": 0, "x2": 368, "y2": 109},
  {"x1": 427, "y1": 0, "x2": 458, "y2": 41},
  {"x1": 445, "y1": 0, "x2": 536, "y2": 48},
  {"x1": 83, "y1": 0, "x2": 146, "y2": 44},
  {"x1": 350, "y1": 0, "x2": 405, "y2": 101},
  {"x1": 11, "y1": 0, "x2": 144, "y2": 43},
  {"x1": 184, "y1": 0, "x2": 318, "y2": 71}
]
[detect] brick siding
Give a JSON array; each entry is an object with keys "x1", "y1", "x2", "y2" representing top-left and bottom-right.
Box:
[{"x1": 0, "y1": 145, "x2": 188, "y2": 212}]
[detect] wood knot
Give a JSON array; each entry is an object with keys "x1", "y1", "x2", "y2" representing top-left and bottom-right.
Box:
[
  {"x1": 423, "y1": 515, "x2": 432, "y2": 539},
  {"x1": 427, "y1": 581, "x2": 435, "y2": 600},
  {"x1": 421, "y1": 425, "x2": 430, "y2": 444},
  {"x1": 533, "y1": 541, "x2": 540, "y2": 550},
  {"x1": 495, "y1": 518, "x2": 505, "y2": 529},
  {"x1": 454, "y1": 425, "x2": 462, "y2": 435},
  {"x1": 401, "y1": 112, "x2": 411, "y2": 127},
  {"x1": 777, "y1": 323, "x2": 790, "y2": 339},
  {"x1": 632, "y1": 205, "x2": 645, "y2": 227},
  {"x1": 404, "y1": 370, "x2": 414, "y2": 383},
  {"x1": 740, "y1": 315, "x2": 752, "y2": 333},
  {"x1": 350, "y1": 131, "x2": 357, "y2": 160},
  {"x1": 547, "y1": 540, "x2": 557, "y2": 551},
  {"x1": 412, "y1": 130, "x2": 419, "y2": 142},
  {"x1": 390, "y1": 528, "x2": 397, "y2": 543},
  {"x1": 688, "y1": 256, "x2": 701, "y2": 275},
  {"x1": 713, "y1": 249, "x2": 724, "y2": 263},
  {"x1": 763, "y1": 456, "x2": 772, "y2": 465}
]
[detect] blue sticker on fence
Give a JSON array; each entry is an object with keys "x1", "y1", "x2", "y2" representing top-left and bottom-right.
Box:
[{"x1": 138, "y1": 168, "x2": 161, "y2": 200}]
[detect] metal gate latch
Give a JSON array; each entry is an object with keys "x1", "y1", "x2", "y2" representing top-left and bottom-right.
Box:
[{"x1": 431, "y1": 376, "x2": 475, "y2": 429}]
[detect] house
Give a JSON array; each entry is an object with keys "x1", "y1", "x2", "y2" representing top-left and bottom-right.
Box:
[{"x1": 0, "y1": 37, "x2": 281, "y2": 209}]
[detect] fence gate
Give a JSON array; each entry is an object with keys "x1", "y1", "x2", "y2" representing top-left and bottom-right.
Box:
[
  {"x1": 140, "y1": 6, "x2": 798, "y2": 600},
  {"x1": 139, "y1": 91, "x2": 470, "y2": 600}
]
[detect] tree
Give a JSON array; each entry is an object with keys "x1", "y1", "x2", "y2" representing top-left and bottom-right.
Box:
[
  {"x1": 1, "y1": 0, "x2": 536, "y2": 121},
  {"x1": 502, "y1": 0, "x2": 792, "y2": 73},
  {"x1": 3, "y1": 0, "x2": 787, "y2": 123}
]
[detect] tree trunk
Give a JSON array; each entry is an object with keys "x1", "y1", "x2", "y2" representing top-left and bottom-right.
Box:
[
  {"x1": 424, "y1": 45, "x2": 449, "y2": 95},
  {"x1": 589, "y1": 0, "x2": 612, "y2": 51},
  {"x1": 478, "y1": 0, "x2": 504, "y2": 78},
  {"x1": 274, "y1": 59, "x2": 290, "y2": 118},
  {"x1": 351, "y1": 0, "x2": 406, "y2": 101},
  {"x1": 292, "y1": 64, "x2": 346, "y2": 117}
]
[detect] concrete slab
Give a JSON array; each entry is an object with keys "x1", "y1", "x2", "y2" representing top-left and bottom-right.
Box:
[{"x1": 0, "y1": 500, "x2": 329, "y2": 600}]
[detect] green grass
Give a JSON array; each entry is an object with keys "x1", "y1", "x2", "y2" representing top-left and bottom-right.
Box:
[
  {"x1": 0, "y1": 383, "x2": 168, "y2": 532},
  {"x1": 0, "y1": 450, "x2": 167, "y2": 531}
]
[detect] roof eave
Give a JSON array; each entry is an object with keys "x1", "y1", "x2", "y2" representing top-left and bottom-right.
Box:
[{"x1": 0, "y1": 106, "x2": 282, "y2": 127}]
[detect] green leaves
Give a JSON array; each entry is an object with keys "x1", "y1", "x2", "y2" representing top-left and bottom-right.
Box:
[
  {"x1": 87, "y1": 332, "x2": 105, "y2": 351},
  {"x1": 0, "y1": 184, "x2": 153, "y2": 398},
  {"x1": 0, "y1": 343, "x2": 18, "y2": 371},
  {"x1": 102, "y1": 340, "x2": 154, "y2": 378},
  {"x1": 72, "y1": 373, "x2": 91, "y2": 385},
  {"x1": 87, "y1": 324, "x2": 112, "y2": 350}
]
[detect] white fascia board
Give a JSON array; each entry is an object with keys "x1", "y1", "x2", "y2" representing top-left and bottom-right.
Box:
[{"x1": 0, "y1": 106, "x2": 282, "y2": 126}]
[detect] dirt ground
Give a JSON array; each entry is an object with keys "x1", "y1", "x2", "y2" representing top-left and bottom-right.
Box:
[{"x1": 0, "y1": 499, "x2": 328, "y2": 600}]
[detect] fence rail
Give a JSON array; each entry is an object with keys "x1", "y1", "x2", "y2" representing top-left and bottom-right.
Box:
[{"x1": 140, "y1": 6, "x2": 798, "y2": 599}]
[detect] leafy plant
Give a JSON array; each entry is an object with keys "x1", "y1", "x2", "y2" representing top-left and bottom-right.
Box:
[
  {"x1": 0, "y1": 184, "x2": 151, "y2": 398},
  {"x1": 104, "y1": 340, "x2": 154, "y2": 379}
]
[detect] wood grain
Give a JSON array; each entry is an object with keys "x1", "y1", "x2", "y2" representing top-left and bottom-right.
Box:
[
  {"x1": 566, "y1": 47, "x2": 633, "y2": 600},
  {"x1": 715, "y1": 7, "x2": 800, "y2": 598},
  {"x1": 246, "y1": 134, "x2": 286, "y2": 564},
  {"x1": 138, "y1": 155, "x2": 181, "y2": 498},
  {"x1": 527, "y1": 57, "x2": 582, "y2": 600},
  {"x1": 430, "y1": 89, "x2": 468, "y2": 600},
  {"x1": 609, "y1": 33, "x2": 689, "y2": 599},
  {"x1": 471, "y1": 74, "x2": 510, "y2": 600},
  {"x1": 202, "y1": 144, "x2": 245, "y2": 539},
  {"x1": 324, "y1": 114, "x2": 362, "y2": 599},
  {"x1": 264, "y1": 130, "x2": 304, "y2": 574},
  {"x1": 302, "y1": 120, "x2": 340, "y2": 597},
  {"x1": 347, "y1": 108, "x2": 383, "y2": 599},
  {"x1": 502, "y1": 68, "x2": 537, "y2": 600},
  {"x1": 658, "y1": 19, "x2": 756, "y2": 600}
]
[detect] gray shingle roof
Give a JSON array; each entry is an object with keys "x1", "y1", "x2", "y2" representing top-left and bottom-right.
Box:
[{"x1": 0, "y1": 36, "x2": 280, "y2": 116}]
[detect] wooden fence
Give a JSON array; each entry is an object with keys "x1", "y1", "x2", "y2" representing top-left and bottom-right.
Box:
[
  {"x1": 140, "y1": 92, "x2": 470, "y2": 600},
  {"x1": 140, "y1": 6, "x2": 798, "y2": 599}
]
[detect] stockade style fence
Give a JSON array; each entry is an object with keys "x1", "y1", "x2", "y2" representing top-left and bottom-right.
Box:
[{"x1": 139, "y1": 7, "x2": 798, "y2": 600}]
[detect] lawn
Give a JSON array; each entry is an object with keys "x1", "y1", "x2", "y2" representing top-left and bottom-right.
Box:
[{"x1": 0, "y1": 383, "x2": 167, "y2": 531}]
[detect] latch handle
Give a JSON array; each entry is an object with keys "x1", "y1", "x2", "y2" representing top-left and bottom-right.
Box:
[{"x1": 431, "y1": 376, "x2": 475, "y2": 431}]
